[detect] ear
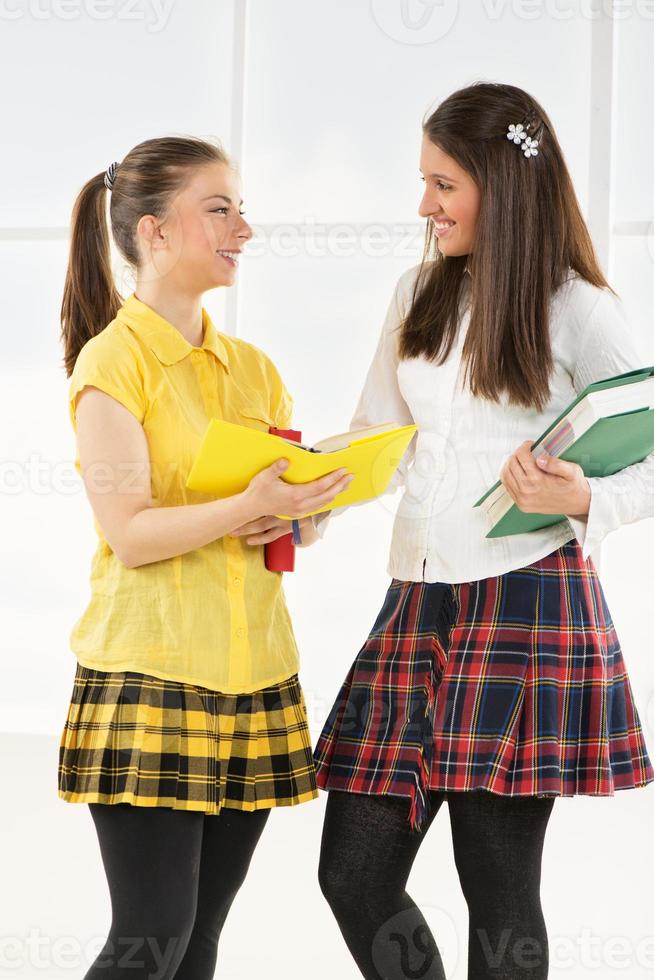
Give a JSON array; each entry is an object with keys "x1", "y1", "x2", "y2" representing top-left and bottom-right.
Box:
[{"x1": 136, "y1": 213, "x2": 166, "y2": 250}]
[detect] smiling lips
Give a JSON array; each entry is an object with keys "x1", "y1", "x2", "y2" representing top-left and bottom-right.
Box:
[
  {"x1": 216, "y1": 249, "x2": 240, "y2": 267},
  {"x1": 432, "y1": 218, "x2": 456, "y2": 237}
]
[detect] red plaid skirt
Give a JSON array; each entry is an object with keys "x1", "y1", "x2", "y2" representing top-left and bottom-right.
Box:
[{"x1": 313, "y1": 539, "x2": 654, "y2": 831}]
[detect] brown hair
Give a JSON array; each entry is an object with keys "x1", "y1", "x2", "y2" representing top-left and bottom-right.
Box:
[
  {"x1": 399, "y1": 81, "x2": 616, "y2": 412},
  {"x1": 60, "y1": 136, "x2": 231, "y2": 377}
]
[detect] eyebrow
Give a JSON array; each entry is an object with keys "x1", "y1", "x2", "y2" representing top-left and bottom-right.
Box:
[
  {"x1": 202, "y1": 194, "x2": 244, "y2": 206},
  {"x1": 423, "y1": 172, "x2": 458, "y2": 183}
]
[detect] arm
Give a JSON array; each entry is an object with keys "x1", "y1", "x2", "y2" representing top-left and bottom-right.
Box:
[
  {"x1": 565, "y1": 288, "x2": 654, "y2": 560},
  {"x1": 74, "y1": 387, "x2": 352, "y2": 568},
  {"x1": 228, "y1": 274, "x2": 419, "y2": 549},
  {"x1": 311, "y1": 268, "x2": 418, "y2": 540}
]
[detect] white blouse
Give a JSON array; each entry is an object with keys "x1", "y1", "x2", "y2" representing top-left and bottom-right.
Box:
[{"x1": 313, "y1": 263, "x2": 653, "y2": 583}]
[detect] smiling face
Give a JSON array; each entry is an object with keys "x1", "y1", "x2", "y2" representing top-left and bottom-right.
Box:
[
  {"x1": 418, "y1": 134, "x2": 481, "y2": 257},
  {"x1": 136, "y1": 161, "x2": 253, "y2": 292}
]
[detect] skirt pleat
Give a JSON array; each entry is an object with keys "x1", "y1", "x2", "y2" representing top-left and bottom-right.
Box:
[{"x1": 58, "y1": 665, "x2": 318, "y2": 813}]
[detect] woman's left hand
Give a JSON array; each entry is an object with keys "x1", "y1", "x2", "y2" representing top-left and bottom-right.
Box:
[
  {"x1": 499, "y1": 440, "x2": 591, "y2": 519},
  {"x1": 229, "y1": 515, "x2": 317, "y2": 546}
]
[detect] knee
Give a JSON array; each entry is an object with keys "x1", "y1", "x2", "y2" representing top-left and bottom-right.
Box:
[
  {"x1": 213, "y1": 862, "x2": 250, "y2": 907},
  {"x1": 455, "y1": 852, "x2": 500, "y2": 909},
  {"x1": 106, "y1": 905, "x2": 198, "y2": 978},
  {"x1": 456, "y1": 847, "x2": 539, "y2": 909},
  {"x1": 317, "y1": 853, "x2": 361, "y2": 914}
]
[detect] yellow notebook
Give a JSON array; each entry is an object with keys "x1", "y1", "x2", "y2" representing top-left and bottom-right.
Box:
[{"x1": 185, "y1": 420, "x2": 417, "y2": 519}]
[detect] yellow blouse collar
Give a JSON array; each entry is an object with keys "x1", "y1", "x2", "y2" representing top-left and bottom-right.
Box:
[{"x1": 119, "y1": 293, "x2": 230, "y2": 370}]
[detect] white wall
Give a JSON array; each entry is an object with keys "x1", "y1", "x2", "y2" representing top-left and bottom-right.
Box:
[{"x1": 1, "y1": 2, "x2": 653, "y2": 978}]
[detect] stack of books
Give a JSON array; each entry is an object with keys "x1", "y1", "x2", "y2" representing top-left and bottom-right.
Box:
[{"x1": 474, "y1": 366, "x2": 654, "y2": 537}]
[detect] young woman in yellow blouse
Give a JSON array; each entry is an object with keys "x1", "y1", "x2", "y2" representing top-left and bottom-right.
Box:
[{"x1": 57, "y1": 136, "x2": 352, "y2": 979}]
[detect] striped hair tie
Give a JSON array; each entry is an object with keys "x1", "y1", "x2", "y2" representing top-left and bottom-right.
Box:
[{"x1": 104, "y1": 161, "x2": 120, "y2": 191}]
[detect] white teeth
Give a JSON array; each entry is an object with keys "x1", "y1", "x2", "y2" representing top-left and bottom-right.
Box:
[{"x1": 217, "y1": 250, "x2": 239, "y2": 264}]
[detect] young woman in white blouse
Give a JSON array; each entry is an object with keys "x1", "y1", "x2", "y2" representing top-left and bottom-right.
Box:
[{"x1": 239, "y1": 81, "x2": 654, "y2": 980}]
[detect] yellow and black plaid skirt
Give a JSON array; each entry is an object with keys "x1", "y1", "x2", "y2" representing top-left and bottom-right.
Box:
[{"x1": 57, "y1": 663, "x2": 319, "y2": 813}]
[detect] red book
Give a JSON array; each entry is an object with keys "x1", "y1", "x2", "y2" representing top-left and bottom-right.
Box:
[{"x1": 264, "y1": 427, "x2": 302, "y2": 572}]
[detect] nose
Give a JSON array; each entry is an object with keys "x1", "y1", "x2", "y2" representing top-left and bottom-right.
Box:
[
  {"x1": 418, "y1": 187, "x2": 440, "y2": 219},
  {"x1": 237, "y1": 215, "x2": 254, "y2": 242}
]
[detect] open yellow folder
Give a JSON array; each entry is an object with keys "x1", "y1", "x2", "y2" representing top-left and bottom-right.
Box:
[{"x1": 185, "y1": 419, "x2": 417, "y2": 519}]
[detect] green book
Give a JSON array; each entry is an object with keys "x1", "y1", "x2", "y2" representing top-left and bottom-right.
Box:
[{"x1": 473, "y1": 365, "x2": 654, "y2": 538}]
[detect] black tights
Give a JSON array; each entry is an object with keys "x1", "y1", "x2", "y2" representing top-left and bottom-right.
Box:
[
  {"x1": 318, "y1": 789, "x2": 555, "y2": 980},
  {"x1": 84, "y1": 801, "x2": 270, "y2": 979}
]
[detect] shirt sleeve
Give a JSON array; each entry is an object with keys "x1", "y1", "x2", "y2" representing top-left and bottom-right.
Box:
[
  {"x1": 312, "y1": 268, "x2": 418, "y2": 539},
  {"x1": 565, "y1": 287, "x2": 654, "y2": 560},
  {"x1": 68, "y1": 333, "x2": 146, "y2": 432}
]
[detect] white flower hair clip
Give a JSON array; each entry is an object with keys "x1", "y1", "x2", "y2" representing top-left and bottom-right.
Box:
[{"x1": 506, "y1": 122, "x2": 539, "y2": 158}]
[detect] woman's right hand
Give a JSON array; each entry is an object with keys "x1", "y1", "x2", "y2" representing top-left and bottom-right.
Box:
[{"x1": 244, "y1": 458, "x2": 354, "y2": 519}]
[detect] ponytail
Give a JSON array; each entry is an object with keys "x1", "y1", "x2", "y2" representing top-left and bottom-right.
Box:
[{"x1": 60, "y1": 171, "x2": 123, "y2": 377}]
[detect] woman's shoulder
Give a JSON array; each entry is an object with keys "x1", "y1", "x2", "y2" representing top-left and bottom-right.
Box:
[
  {"x1": 550, "y1": 273, "x2": 634, "y2": 376},
  {"x1": 382, "y1": 261, "x2": 436, "y2": 325},
  {"x1": 67, "y1": 320, "x2": 147, "y2": 430},
  {"x1": 71, "y1": 319, "x2": 142, "y2": 378},
  {"x1": 552, "y1": 271, "x2": 624, "y2": 325},
  {"x1": 394, "y1": 261, "x2": 431, "y2": 302}
]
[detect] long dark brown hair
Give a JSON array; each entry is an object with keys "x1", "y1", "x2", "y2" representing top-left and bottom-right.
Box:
[
  {"x1": 60, "y1": 136, "x2": 231, "y2": 378},
  {"x1": 399, "y1": 82, "x2": 616, "y2": 412}
]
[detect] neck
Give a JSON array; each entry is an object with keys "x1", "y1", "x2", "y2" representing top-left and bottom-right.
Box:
[{"x1": 133, "y1": 280, "x2": 204, "y2": 347}]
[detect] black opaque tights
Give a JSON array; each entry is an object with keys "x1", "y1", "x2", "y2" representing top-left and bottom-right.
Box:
[
  {"x1": 84, "y1": 801, "x2": 270, "y2": 979},
  {"x1": 318, "y1": 788, "x2": 555, "y2": 980}
]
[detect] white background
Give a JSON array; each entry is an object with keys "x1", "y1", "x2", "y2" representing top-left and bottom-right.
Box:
[{"x1": 1, "y1": 1, "x2": 654, "y2": 977}]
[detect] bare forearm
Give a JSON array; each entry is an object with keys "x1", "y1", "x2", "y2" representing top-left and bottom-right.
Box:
[{"x1": 123, "y1": 492, "x2": 258, "y2": 567}]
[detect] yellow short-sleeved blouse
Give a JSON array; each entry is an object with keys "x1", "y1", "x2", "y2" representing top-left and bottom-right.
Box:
[{"x1": 68, "y1": 292, "x2": 299, "y2": 693}]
